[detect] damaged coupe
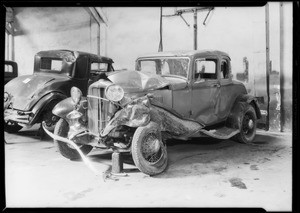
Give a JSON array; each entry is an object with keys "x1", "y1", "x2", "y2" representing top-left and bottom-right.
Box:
[{"x1": 44, "y1": 50, "x2": 261, "y2": 176}]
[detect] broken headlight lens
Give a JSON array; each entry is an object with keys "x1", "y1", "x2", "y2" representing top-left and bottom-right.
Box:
[
  {"x1": 71, "y1": 87, "x2": 82, "y2": 105},
  {"x1": 105, "y1": 84, "x2": 124, "y2": 102},
  {"x1": 4, "y1": 92, "x2": 9, "y2": 102}
]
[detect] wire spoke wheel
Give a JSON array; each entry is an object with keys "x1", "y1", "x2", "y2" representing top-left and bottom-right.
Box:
[
  {"x1": 141, "y1": 133, "x2": 163, "y2": 164},
  {"x1": 131, "y1": 122, "x2": 168, "y2": 176}
]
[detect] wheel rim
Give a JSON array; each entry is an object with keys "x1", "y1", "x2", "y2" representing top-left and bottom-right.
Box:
[
  {"x1": 242, "y1": 113, "x2": 255, "y2": 137},
  {"x1": 141, "y1": 132, "x2": 163, "y2": 164}
]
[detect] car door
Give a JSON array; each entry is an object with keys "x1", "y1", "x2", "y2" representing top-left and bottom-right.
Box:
[
  {"x1": 190, "y1": 57, "x2": 221, "y2": 125},
  {"x1": 218, "y1": 57, "x2": 244, "y2": 120}
]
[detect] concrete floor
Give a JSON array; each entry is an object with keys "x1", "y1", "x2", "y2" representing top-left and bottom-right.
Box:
[{"x1": 4, "y1": 126, "x2": 292, "y2": 210}]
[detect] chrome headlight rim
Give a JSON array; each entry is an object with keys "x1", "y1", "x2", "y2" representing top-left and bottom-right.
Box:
[
  {"x1": 4, "y1": 92, "x2": 10, "y2": 102},
  {"x1": 70, "y1": 87, "x2": 82, "y2": 105},
  {"x1": 105, "y1": 84, "x2": 124, "y2": 102}
]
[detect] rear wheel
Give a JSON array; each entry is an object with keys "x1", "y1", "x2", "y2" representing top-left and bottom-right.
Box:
[
  {"x1": 235, "y1": 105, "x2": 257, "y2": 144},
  {"x1": 54, "y1": 118, "x2": 93, "y2": 160},
  {"x1": 131, "y1": 122, "x2": 168, "y2": 176}
]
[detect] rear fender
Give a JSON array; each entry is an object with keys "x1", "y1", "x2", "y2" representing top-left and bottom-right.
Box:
[
  {"x1": 226, "y1": 94, "x2": 261, "y2": 129},
  {"x1": 52, "y1": 97, "x2": 87, "y2": 121},
  {"x1": 30, "y1": 92, "x2": 67, "y2": 124}
]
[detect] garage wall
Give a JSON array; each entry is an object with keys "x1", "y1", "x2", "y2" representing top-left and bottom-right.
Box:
[{"x1": 13, "y1": 7, "x2": 106, "y2": 76}]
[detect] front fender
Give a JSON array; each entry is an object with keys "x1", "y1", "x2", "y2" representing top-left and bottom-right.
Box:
[
  {"x1": 30, "y1": 92, "x2": 67, "y2": 124},
  {"x1": 101, "y1": 97, "x2": 151, "y2": 137},
  {"x1": 52, "y1": 97, "x2": 87, "y2": 120}
]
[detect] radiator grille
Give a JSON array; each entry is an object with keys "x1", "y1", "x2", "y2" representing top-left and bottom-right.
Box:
[{"x1": 88, "y1": 87, "x2": 110, "y2": 135}]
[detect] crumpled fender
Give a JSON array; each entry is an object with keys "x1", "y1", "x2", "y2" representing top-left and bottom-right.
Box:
[
  {"x1": 52, "y1": 97, "x2": 88, "y2": 121},
  {"x1": 101, "y1": 95, "x2": 203, "y2": 138},
  {"x1": 101, "y1": 97, "x2": 151, "y2": 136}
]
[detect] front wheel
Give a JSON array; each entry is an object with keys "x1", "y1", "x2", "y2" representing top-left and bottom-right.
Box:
[
  {"x1": 235, "y1": 105, "x2": 257, "y2": 144},
  {"x1": 4, "y1": 121, "x2": 22, "y2": 133},
  {"x1": 131, "y1": 122, "x2": 168, "y2": 176},
  {"x1": 54, "y1": 118, "x2": 93, "y2": 160}
]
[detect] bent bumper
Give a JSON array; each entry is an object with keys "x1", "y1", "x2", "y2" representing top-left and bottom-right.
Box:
[{"x1": 4, "y1": 109, "x2": 33, "y2": 125}]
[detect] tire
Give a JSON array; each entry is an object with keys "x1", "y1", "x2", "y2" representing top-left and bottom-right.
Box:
[
  {"x1": 4, "y1": 121, "x2": 22, "y2": 133},
  {"x1": 42, "y1": 102, "x2": 60, "y2": 132},
  {"x1": 131, "y1": 122, "x2": 168, "y2": 176},
  {"x1": 235, "y1": 105, "x2": 257, "y2": 144},
  {"x1": 54, "y1": 118, "x2": 93, "y2": 160}
]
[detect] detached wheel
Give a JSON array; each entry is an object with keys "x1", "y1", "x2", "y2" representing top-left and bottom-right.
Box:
[
  {"x1": 235, "y1": 105, "x2": 257, "y2": 144},
  {"x1": 131, "y1": 122, "x2": 168, "y2": 176},
  {"x1": 4, "y1": 121, "x2": 22, "y2": 133},
  {"x1": 54, "y1": 118, "x2": 93, "y2": 160}
]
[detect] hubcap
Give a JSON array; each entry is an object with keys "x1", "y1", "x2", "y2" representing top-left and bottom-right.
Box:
[
  {"x1": 242, "y1": 114, "x2": 255, "y2": 136},
  {"x1": 141, "y1": 133, "x2": 163, "y2": 164},
  {"x1": 248, "y1": 119, "x2": 254, "y2": 129}
]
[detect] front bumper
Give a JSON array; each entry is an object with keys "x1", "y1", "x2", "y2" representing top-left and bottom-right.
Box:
[{"x1": 4, "y1": 108, "x2": 33, "y2": 125}]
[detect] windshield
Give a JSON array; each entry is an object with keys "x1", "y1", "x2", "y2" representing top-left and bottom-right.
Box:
[
  {"x1": 136, "y1": 57, "x2": 190, "y2": 78},
  {"x1": 108, "y1": 70, "x2": 169, "y2": 93}
]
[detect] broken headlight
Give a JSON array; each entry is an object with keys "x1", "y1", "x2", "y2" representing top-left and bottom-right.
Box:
[
  {"x1": 71, "y1": 87, "x2": 82, "y2": 105},
  {"x1": 105, "y1": 84, "x2": 124, "y2": 102}
]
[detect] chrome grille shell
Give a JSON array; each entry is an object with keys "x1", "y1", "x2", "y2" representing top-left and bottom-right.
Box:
[{"x1": 87, "y1": 80, "x2": 112, "y2": 135}]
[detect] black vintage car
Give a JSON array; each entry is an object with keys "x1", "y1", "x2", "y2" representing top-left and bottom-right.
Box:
[
  {"x1": 4, "y1": 50, "x2": 114, "y2": 133},
  {"x1": 4, "y1": 60, "x2": 18, "y2": 84}
]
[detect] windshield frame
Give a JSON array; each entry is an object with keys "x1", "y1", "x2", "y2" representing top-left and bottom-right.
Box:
[{"x1": 136, "y1": 56, "x2": 191, "y2": 80}]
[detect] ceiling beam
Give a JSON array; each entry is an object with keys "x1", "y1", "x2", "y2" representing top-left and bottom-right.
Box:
[{"x1": 86, "y1": 7, "x2": 108, "y2": 26}]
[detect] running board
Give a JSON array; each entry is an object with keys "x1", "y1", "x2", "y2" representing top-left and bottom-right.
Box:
[{"x1": 199, "y1": 127, "x2": 239, "y2": 140}]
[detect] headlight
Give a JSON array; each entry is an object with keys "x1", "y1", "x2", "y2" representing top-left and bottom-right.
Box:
[
  {"x1": 71, "y1": 87, "x2": 82, "y2": 105},
  {"x1": 4, "y1": 92, "x2": 9, "y2": 102},
  {"x1": 105, "y1": 84, "x2": 124, "y2": 102}
]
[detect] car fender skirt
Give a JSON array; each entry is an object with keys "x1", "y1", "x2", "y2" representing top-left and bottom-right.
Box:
[{"x1": 101, "y1": 96, "x2": 203, "y2": 138}]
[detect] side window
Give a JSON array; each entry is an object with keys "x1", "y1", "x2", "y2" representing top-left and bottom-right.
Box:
[
  {"x1": 5, "y1": 64, "x2": 13, "y2": 73},
  {"x1": 161, "y1": 60, "x2": 170, "y2": 75},
  {"x1": 195, "y1": 59, "x2": 217, "y2": 81},
  {"x1": 220, "y1": 60, "x2": 229, "y2": 79},
  {"x1": 91, "y1": 62, "x2": 109, "y2": 73},
  {"x1": 89, "y1": 62, "x2": 110, "y2": 80}
]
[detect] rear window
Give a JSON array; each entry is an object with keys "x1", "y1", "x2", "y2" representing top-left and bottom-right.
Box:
[
  {"x1": 5, "y1": 64, "x2": 13, "y2": 73},
  {"x1": 90, "y1": 62, "x2": 109, "y2": 73}
]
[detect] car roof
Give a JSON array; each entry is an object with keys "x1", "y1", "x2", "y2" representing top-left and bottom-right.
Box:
[
  {"x1": 137, "y1": 49, "x2": 230, "y2": 59},
  {"x1": 36, "y1": 49, "x2": 114, "y2": 63}
]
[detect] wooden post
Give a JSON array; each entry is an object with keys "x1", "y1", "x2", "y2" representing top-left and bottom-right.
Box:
[
  {"x1": 279, "y1": 2, "x2": 285, "y2": 132},
  {"x1": 265, "y1": 3, "x2": 270, "y2": 131},
  {"x1": 158, "y1": 7, "x2": 163, "y2": 52},
  {"x1": 193, "y1": 9, "x2": 198, "y2": 50}
]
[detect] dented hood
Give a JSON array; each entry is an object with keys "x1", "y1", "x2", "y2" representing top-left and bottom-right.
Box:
[
  {"x1": 107, "y1": 70, "x2": 182, "y2": 93},
  {"x1": 4, "y1": 73, "x2": 67, "y2": 110}
]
